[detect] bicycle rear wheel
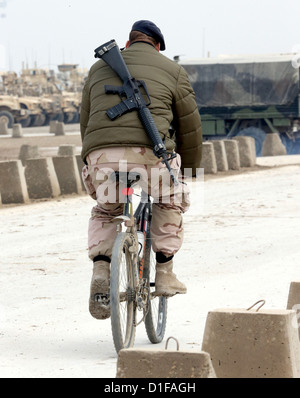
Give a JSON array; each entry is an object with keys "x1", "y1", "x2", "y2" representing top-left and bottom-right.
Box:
[
  {"x1": 143, "y1": 229, "x2": 168, "y2": 343},
  {"x1": 110, "y1": 232, "x2": 136, "y2": 353}
]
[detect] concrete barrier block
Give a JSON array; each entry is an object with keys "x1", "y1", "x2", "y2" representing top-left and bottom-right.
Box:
[
  {"x1": 75, "y1": 154, "x2": 86, "y2": 191},
  {"x1": 49, "y1": 120, "x2": 58, "y2": 134},
  {"x1": 233, "y1": 136, "x2": 256, "y2": 167},
  {"x1": 201, "y1": 307, "x2": 300, "y2": 378},
  {"x1": 116, "y1": 346, "x2": 216, "y2": 378},
  {"x1": 55, "y1": 122, "x2": 65, "y2": 136},
  {"x1": 19, "y1": 144, "x2": 40, "y2": 166},
  {"x1": 262, "y1": 133, "x2": 287, "y2": 156},
  {"x1": 287, "y1": 281, "x2": 300, "y2": 339},
  {"x1": 58, "y1": 144, "x2": 76, "y2": 156},
  {"x1": 212, "y1": 140, "x2": 228, "y2": 171},
  {"x1": 223, "y1": 139, "x2": 240, "y2": 170},
  {"x1": 0, "y1": 116, "x2": 9, "y2": 135},
  {"x1": 0, "y1": 160, "x2": 29, "y2": 204},
  {"x1": 24, "y1": 158, "x2": 61, "y2": 199},
  {"x1": 52, "y1": 155, "x2": 82, "y2": 195},
  {"x1": 199, "y1": 142, "x2": 217, "y2": 174},
  {"x1": 12, "y1": 123, "x2": 23, "y2": 138}
]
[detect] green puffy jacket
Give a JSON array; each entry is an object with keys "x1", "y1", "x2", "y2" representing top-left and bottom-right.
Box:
[{"x1": 80, "y1": 42, "x2": 202, "y2": 173}]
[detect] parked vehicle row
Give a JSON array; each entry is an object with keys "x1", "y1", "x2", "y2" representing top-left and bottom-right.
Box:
[{"x1": 0, "y1": 64, "x2": 86, "y2": 128}]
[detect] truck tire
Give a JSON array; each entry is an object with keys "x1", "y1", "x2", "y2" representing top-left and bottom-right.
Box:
[
  {"x1": 235, "y1": 127, "x2": 266, "y2": 156},
  {"x1": 0, "y1": 110, "x2": 14, "y2": 128},
  {"x1": 21, "y1": 116, "x2": 32, "y2": 128},
  {"x1": 281, "y1": 134, "x2": 300, "y2": 155}
]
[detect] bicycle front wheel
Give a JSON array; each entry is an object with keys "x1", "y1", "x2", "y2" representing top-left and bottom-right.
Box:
[{"x1": 110, "y1": 232, "x2": 136, "y2": 353}]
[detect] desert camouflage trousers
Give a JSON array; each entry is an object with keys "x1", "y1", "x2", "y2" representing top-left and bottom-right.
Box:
[{"x1": 82, "y1": 147, "x2": 190, "y2": 261}]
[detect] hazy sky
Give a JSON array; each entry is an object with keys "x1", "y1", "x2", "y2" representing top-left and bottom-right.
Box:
[{"x1": 1, "y1": 0, "x2": 300, "y2": 73}]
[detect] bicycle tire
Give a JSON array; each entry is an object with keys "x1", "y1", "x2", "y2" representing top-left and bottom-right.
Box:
[
  {"x1": 143, "y1": 228, "x2": 168, "y2": 343},
  {"x1": 110, "y1": 232, "x2": 136, "y2": 353}
]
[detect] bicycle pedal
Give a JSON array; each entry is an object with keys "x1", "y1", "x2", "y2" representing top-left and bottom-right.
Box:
[{"x1": 94, "y1": 293, "x2": 110, "y2": 306}]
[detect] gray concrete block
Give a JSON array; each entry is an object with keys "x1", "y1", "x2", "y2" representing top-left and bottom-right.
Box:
[
  {"x1": 0, "y1": 117, "x2": 9, "y2": 135},
  {"x1": 199, "y1": 142, "x2": 217, "y2": 174},
  {"x1": 233, "y1": 136, "x2": 256, "y2": 167},
  {"x1": 19, "y1": 144, "x2": 40, "y2": 166},
  {"x1": 58, "y1": 144, "x2": 76, "y2": 156},
  {"x1": 202, "y1": 307, "x2": 300, "y2": 378},
  {"x1": 55, "y1": 122, "x2": 65, "y2": 136},
  {"x1": 12, "y1": 123, "x2": 23, "y2": 138},
  {"x1": 116, "y1": 347, "x2": 216, "y2": 378},
  {"x1": 223, "y1": 139, "x2": 240, "y2": 170},
  {"x1": 49, "y1": 120, "x2": 58, "y2": 134},
  {"x1": 75, "y1": 154, "x2": 86, "y2": 191},
  {"x1": 287, "y1": 281, "x2": 300, "y2": 340},
  {"x1": 52, "y1": 155, "x2": 82, "y2": 195},
  {"x1": 0, "y1": 160, "x2": 29, "y2": 204},
  {"x1": 262, "y1": 133, "x2": 287, "y2": 156},
  {"x1": 212, "y1": 140, "x2": 228, "y2": 171},
  {"x1": 24, "y1": 158, "x2": 61, "y2": 199}
]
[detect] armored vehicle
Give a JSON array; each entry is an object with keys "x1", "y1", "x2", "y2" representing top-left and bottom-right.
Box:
[
  {"x1": 0, "y1": 73, "x2": 30, "y2": 127},
  {"x1": 180, "y1": 53, "x2": 300, "y2": 154},
  {"x1": 1, "y1": 71, "x2": 46, "y2": 127},
  {"x1": 57, "y1": 64, "x2": 86, "y2": 123},
  {"x1": 0, "y1": 66, "x2": 85, "y2": 127},
  {"x1": 39, "y1": 95, "x2": 63, "y2": 125},
  {"x1": 19, "y1": 68, "x2": 64, "y2": 123},
  {"x1": 61, "y1": 91, "x2": 80, "y2": 123},
  {"x1": 18, "y1": 96, "x2": 44, "y2": 127},
  {"x1": 20, "y1": 67, "x2": 82, "y2": 125},
  {"x1": 0, "y1": 94, "x2": 28, "y2": 128}
]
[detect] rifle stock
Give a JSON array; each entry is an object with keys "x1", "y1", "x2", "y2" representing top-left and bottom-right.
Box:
[{"x1": 94, "y1": 40, "x2": 131, "y2": 82}]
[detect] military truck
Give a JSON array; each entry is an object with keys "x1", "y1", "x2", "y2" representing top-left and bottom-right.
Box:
[
  {"x1": 0, "y1": 94, "x2": 28, "y2": 128},
  {"x1": 180, "y1": 53, "x2": 300, "y2": 155},
  {"x1": 19, "y1": 68, "x2": 64, "y2": 123},
  {"x1": 57, "y1": 64, "x2": 86, "y2": 123},
  {"x1": 0, "y1": 73, "x2": 31, "y2": 127},
  {"x1": 40, "y1": 95, "x2": 63, "y2": 125},
  {"x1": 20, "y1": 67, "x2": 81, "y2": 125},
  {"x1": 18, "y1": 95, "x2": 44, "y2": 127},
  {"x1": 61, "y1": 91, "x2": 80, "y2": 123},
  {"x1": 1, "y1": 71, "x2": 47, "y2": 127}
]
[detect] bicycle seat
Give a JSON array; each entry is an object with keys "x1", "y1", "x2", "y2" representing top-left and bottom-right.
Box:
[{"x1": 112, "y1": 171, "x2": 141, "y2": 187}]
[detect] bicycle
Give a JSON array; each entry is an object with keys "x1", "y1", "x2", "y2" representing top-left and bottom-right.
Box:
[{"x1": 108, "y1": 170, "x2": 168, "y2": 353}]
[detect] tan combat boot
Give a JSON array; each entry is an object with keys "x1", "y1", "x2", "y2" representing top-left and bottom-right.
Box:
[
  {"x1": 89, "y1": 260, "x2": 110, "y2": 320},
  {"x1": 154, "y1": 259, "x2": 187, "y2": 297}
]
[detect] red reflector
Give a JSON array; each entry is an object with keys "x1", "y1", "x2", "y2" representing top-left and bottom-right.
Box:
[{"x1": 122, "y1": 187, "x2": 134, "y2": 196}]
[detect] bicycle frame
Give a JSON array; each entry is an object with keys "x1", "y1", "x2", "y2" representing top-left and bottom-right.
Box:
[
  {"x1": 110, "y1": 171, "x2": 167, "y2": 352},
  {"x1": 134, "y1": 190, "x2": 152, "y2": 282},
  {"x1": 122, "y1": 187, "x2": 152, "y2": 308},
  {"x1": 113, "y1": 173, "x2": 150, "y2": 298}
]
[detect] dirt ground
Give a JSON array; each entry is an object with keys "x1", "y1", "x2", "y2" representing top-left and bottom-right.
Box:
[
  {"x1": 1, "y1": 161, "x2": 300, "y2": 378},
  {"x1": 1, "y1": 125, "x2": 300, "y2": 378}
]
